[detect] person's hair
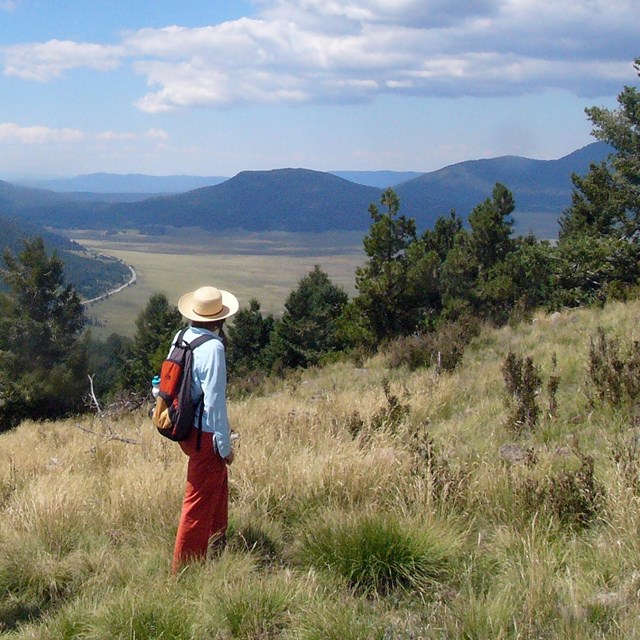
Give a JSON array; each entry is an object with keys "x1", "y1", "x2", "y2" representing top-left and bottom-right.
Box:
[
  {"x1": 190, "y1": 319, "x2": 227, "y2": 347},
  {"x1": 191, "y1": 319, "x2": 225, "y2": 331}
]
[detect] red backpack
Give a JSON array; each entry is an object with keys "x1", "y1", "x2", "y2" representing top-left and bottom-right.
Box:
[{"x1": 151, "y1": 328, "x2": 214, "y2": 449}]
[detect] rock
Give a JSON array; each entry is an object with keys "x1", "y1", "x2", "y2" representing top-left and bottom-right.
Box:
[{"x1": 499, "y1": 443, "x2": 532, "y2": 465}]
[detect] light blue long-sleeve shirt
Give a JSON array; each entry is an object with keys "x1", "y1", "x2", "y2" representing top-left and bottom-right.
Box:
[{"x1": 169, "y1": 326, "x2": 232, "y2": 458}]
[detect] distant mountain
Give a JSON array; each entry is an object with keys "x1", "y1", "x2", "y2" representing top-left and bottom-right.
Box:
[
  {"x1": 101, "y1": 168, "x2": 383, "y2": 232},
  {"x1": 0, "y1": 179, "x2": 73, "y2": 209},
  {"x1": 394, "y1": 142, "x2": 613, "y2": 237},
  {"x1": 0, "y1": 170, "x2": 381, "y2": 231},
  {"x1": 17, "y1": 173, "x2": 228, "y2": 194},
  {"x1": 331, "y1": 171, "x2": 423, "y2": 188},
  {"x1": 0, "y1": 214, "x2": 130, "y2": 300},
  {"x1": 1, "y1": 142, "x2": 613, "y2": 238}
]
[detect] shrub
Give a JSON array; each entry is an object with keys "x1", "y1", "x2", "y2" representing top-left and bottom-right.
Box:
[
  {"x1": 385, "y1": 316, "x2": 480, "y2": 372},
  {"x1": 502, "y1": 351, "x2": 542, "y2": 434},
  {"x1": 370, "y1": 378, "x2": 410, "y2": 432},
  {"x1": 408, "y1": 423, "x2": 471, "y2": 509},
  {"x1": 587, "y1": 327, "x2": 640, "y2": 408},
  {"x1": 611, "y1": 432, "x2": 640, "y2": 494},
  {"x1": 546, "y1": 352, "x2": 560, "y2": 420},
  {"x1": 513, "y1": 447, "x2": 605, "y2": 528}
]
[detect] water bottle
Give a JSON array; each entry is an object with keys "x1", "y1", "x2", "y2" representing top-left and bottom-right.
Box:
[{"x1": 151, "y1": 375, "x2": 161, "y2": 399}]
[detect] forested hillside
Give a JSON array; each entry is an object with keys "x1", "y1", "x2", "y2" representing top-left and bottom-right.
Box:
[
  {"x1": 0, "y1": 215, "x2": 130, "y2": 299},
  {"x1": 395, "y1": 142, "x2": 612, "y2": 238}
]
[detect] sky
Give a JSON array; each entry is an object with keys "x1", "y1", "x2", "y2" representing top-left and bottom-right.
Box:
[{"x1": 0, "y1": 0, "x2": 637, "y2": 179}]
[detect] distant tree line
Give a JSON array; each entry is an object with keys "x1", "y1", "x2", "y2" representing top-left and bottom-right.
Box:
[{"x1": 0, "y1": 57, "x2": 638, "y2": 430}]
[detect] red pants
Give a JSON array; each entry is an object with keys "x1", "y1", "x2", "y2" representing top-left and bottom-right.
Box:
[{"x1": 172, "y1": 427, "x2": 228, "y2": 574}]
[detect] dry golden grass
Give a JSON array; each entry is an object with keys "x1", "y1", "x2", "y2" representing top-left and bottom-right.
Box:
[{"x1": 4, "y1": 299, "x2": 640, "y2": 637}]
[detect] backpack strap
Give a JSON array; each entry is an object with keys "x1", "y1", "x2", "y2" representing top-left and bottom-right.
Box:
[
  {"x1": 188, "y1": 333, "x2": 216, "y2": 350},
  {"x1": 195, "y1": 394, "x2": 205, "y2": 451},
  {"x1": 172, "y1": 326, "x2": 189, "y2": 349},
  {"x1": 185, "y1": 331, "x2": 216, "y2": 451}
]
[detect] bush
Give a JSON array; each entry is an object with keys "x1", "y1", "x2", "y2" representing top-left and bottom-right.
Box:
[
  {"x1": 513, "y1": 447, "x2": 605, "y2": 528},
  {"x1": 502, "y1": 350, "x2": 542, "y2": 434},
  {"x1": 369, "y1": 378, "x2": 411, "y2": 433},
  {"x1": 408, "y1": 424, "x2": 471, "y2": 509},
  {"x1": 385, "y1": 316, "x2": 480, "y2": 372},
  {"x1": 587, "y1": 327, "x2": 640, "y2": 408}
]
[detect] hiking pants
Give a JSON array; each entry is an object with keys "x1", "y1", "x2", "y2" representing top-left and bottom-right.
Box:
[{"x1": 172, "y1": 426, "x2": 228, "y2": 574}]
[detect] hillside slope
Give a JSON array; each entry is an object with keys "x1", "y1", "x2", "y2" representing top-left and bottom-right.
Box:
[
  {"x1": 395, "y1": 141, "x2": 612, "y2": 236},
  {"x1": 0, "y1": 215, "x2": 131, "y2": 299},
  {"x1": 1, "y1": 298, "x2": 639, "y2": 636},
  {"x1": 104, "y1": 168, "x2": 383, "y2": 232}
]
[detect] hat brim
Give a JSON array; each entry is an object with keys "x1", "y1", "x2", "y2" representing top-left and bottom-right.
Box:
[{"x1": 178, "y1": 288, "x2": 239, "y2": 322}]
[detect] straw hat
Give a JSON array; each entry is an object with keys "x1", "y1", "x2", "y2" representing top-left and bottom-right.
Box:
[{"x1": 178, "y1": 286, "x2": 239, "y2": 322}]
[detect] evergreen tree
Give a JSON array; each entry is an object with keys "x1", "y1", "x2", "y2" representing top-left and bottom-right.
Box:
[
  {"x1": 119, "y1": 292, "x2": 182, "y2": 393},
  {"x1": 555, "y1": 57, "x2": 640, "y2": 306},
  {"x1": 86, "y1": 333, "x2": 133, "y2": 399},
  {"x1": 468, "y1": 182, "x2": 515, "y2": 271},
  {"x1": 585, "y1": 56, "x2": 640, "y2": 222},
  {"x1": 226, "y1": 298, "x2": 275, "y2": 376},
  {"x1": 558, "y1": 163, "x2": 627, "y2": 239},
  {"x1": 422, "y1": 210, "x2": 464, "y2": 262},
  {"x1": 0, "y1": 237, "x2": 87, "y2": 429},
  {"x1": 440, "y1": 183, "x2": 519, "y2": 323},
  {"x1": 353, "y1": 188, "x2": 421, "y2": 341},
  {"x1": 271, "y1": 266, "x2": 348, "y2": 369}
]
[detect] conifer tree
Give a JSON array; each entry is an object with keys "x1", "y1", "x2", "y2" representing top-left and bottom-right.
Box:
[
  {"x1": 226, "y1": 298, "x2": 275, "y2": 375},
  {"x1": 271, "y1": 266, "x2": 348, "y2": 369},
  {"x1": 118, "y1": 292, "x2": 182, "y2": 393},
  {"x1": 354, "y1": 188, "x2": 421, "y2": 340},
  {"x1": 555, "y1": 57, "x2": 640, "y2": 306},
  {"x1": 0, "y1": 237, "x2": 87, "y2": 429}
]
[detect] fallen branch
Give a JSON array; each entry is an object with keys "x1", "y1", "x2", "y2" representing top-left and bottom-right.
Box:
[
  {"x1": 74, "y1": 375, "x2": 141, "y2": 447},
  {"x1": 73, "y1": 421, "x2": 140, "y2": 446}
]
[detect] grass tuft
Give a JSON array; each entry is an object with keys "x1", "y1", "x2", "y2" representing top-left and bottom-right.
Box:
[{"x1": 296, "y1": 510, "x2": 463, "y2": 596}]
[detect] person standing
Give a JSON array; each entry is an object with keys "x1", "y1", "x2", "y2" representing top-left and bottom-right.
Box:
[{"x1": 171, "y1": 285, "x2": 239, "y2": 574}]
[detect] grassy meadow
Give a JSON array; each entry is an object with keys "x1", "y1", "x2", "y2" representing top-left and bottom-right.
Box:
[
  {"x1": 74, "y1": 230, "x2": 364, "y2": 338},
  {"x1": 3, "y1": 297, "x2": 640, "y2": 638}
]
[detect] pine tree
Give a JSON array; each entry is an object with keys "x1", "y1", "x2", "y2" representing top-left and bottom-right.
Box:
[
  {"x1": 555, "y1": 57, "x2": 640, "y2": 306},
  {"x1": 0, "y1": 237, "x2": 87, "y2": 429},
  {"x1": 226, "y1": 298, "x2": 275, "y2": 375},
  {"x1": 354, "y1": 188, "x2": 421, "y2": 341},
  {"x1": 118, "y1": 292, "x2": 182, "y2": 393},
  {"x1": 271, "y1": 266, "x2": 348, "y2": 369}
]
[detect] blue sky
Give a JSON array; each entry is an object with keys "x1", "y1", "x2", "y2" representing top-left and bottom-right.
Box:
[{"x1": 0, "y1": 0, "x2": 636, "y2": 179}]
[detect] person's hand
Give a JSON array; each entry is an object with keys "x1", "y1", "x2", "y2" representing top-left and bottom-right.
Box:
[{"x1": 224, "y1": 450, "x2": 234, "y2": 465}]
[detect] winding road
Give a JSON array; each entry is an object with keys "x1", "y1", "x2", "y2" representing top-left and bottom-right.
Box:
[{"x1": 81, "y1": 263, "x2": 137, "y2": 306}]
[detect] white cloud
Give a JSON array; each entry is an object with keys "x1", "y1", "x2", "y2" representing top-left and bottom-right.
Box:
[
  {"x1": 145, "y1": 128, "x2": 169, "y2": 140},
  {"x1": 1, "y1": 0, "x2": 637, "y2": 108},
  {"x1": 96, "y1": 131, "x2": 138, "y2": 141},
  {"x1": 0, "y1": 124, "x2": 170, "y2": 145},
  {"x1": 2, "y1": 39, "x2": 123, "y2": 81},
  {"x1": 0, "y1": 123, "x2": 84, "y2": 143},
  {"x1": 0, "y1": 1, "x2": 18, "y2": 11}
]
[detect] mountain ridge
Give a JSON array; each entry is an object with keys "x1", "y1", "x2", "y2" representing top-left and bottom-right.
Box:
[
  {"x1": 0, "y1": 142, "x2": 613, "y2": 238},
  {"x1": 16, "y1": 173, "x2": 229, "y2": 194}
]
